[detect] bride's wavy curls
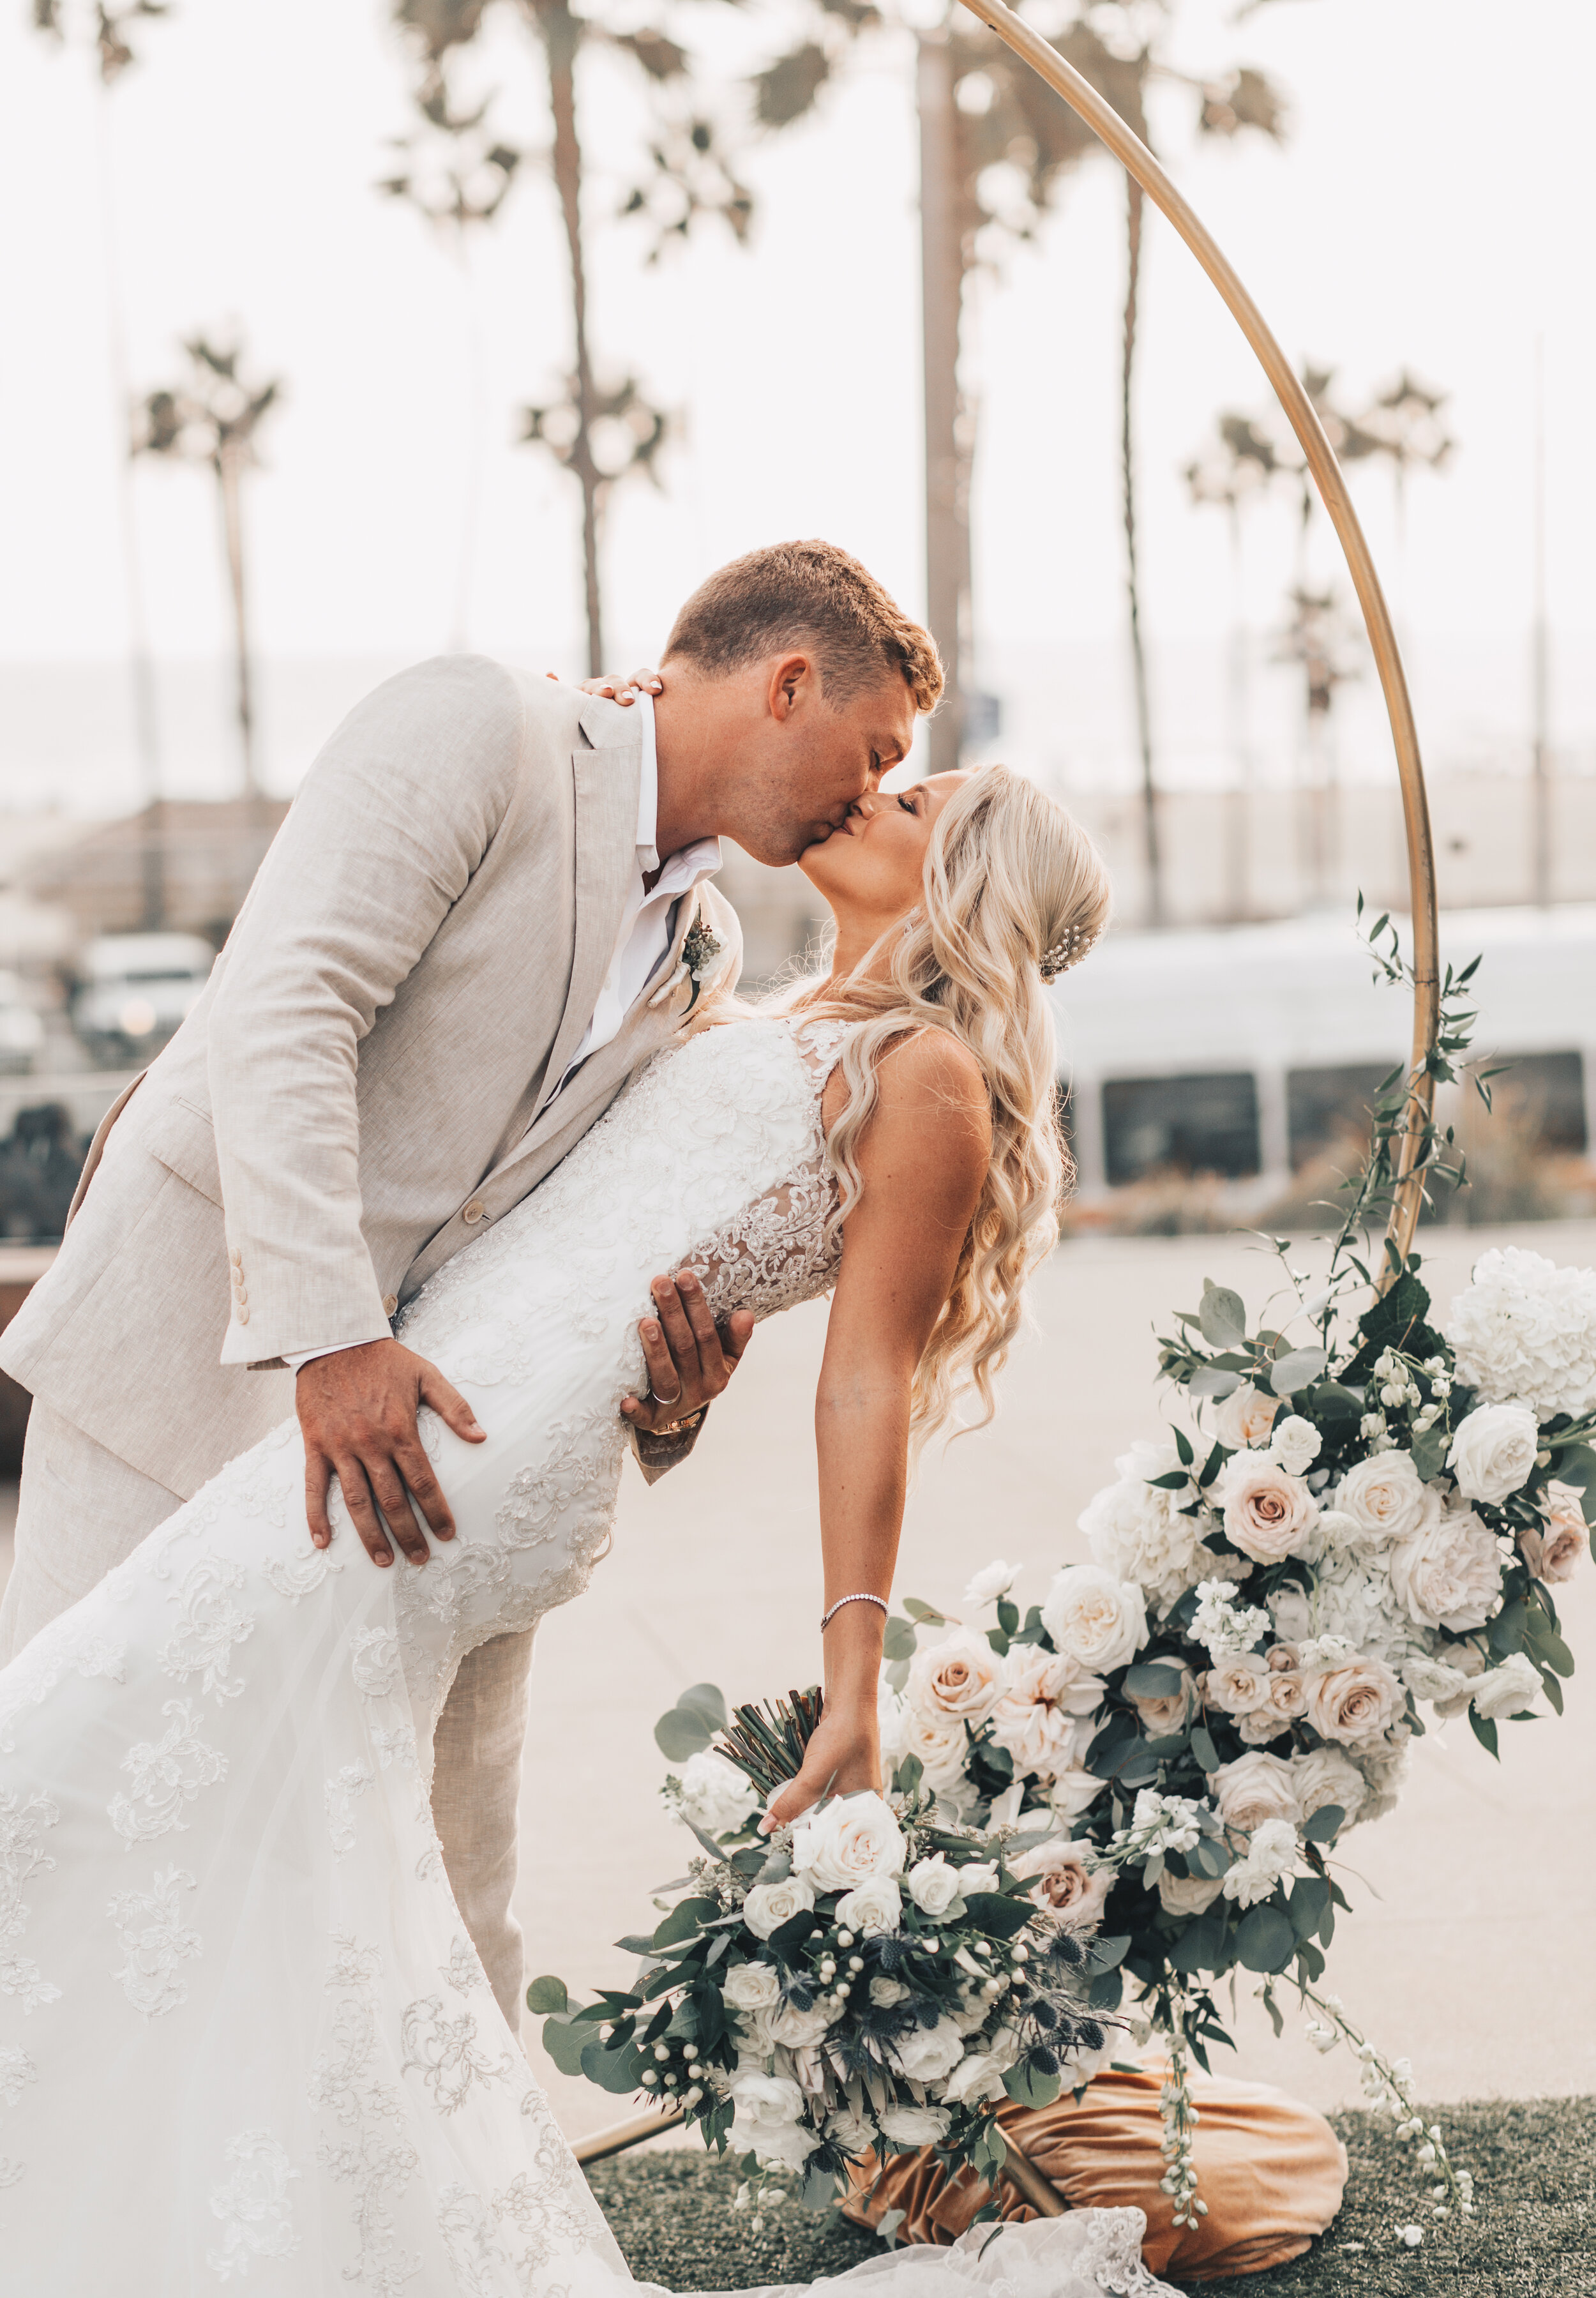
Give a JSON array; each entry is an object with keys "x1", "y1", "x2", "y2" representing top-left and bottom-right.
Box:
[{"x1": 769, "y1": 766, "x2": 1112, "y2": 1445}]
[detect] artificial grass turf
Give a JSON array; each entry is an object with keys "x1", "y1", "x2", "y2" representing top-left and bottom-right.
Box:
[{"x1": 583, "y1": 2097, "x2": 1596, "y2": 2295}]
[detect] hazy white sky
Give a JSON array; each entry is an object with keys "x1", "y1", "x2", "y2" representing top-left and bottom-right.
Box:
[{"x1": 1, "y1": 0, "x2": 1592, "y2": 781}]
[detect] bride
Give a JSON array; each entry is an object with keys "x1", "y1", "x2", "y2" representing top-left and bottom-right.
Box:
[{"x1": 0, "y1": 762, "x2": 1170, "y2": 2295}]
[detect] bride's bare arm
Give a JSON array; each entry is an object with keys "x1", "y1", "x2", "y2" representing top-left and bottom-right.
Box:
[{"x1": 762, "y1": 1029, "x2": 991, "y2": 1829}]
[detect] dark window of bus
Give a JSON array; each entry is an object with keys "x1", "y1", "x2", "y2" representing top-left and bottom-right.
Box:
[
  {"x1": 1102, "y1": 1074, "x2": 1260, "y2": 1186},
  {"x1": 1288, "y1": 1064, "x2": 1393, "y2": 1171}
]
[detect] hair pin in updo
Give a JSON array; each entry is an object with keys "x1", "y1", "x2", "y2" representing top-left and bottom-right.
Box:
[{"x1": 1037, "y1": 921, "x2": 1097, "y2": 982}]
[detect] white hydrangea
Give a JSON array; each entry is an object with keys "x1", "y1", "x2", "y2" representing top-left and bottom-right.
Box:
[
  {"x1": 1310, "y1": 1556, "x2": 1424, "y2": 1670},
  {"x1": 1446, "y1": 1246, "x2": 1596, "y2": 1422},
  {"x1": 1079, "y1": 1441, "x2": 1217, "y2": 1614}
]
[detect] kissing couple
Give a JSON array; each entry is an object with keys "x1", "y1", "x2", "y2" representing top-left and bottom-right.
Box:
[{"x1": 0, "y1": 540, "x2": 1166, "y2": 2295}]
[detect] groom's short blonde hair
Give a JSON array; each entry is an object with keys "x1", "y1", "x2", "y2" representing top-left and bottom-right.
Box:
[{"x1": 664, "y1": 540, "x2": 944, "y2": 714}]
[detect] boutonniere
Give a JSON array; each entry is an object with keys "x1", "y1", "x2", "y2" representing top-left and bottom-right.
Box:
[{"x1": 649, "y1": 909, "x2": 726, "y2": 1015}]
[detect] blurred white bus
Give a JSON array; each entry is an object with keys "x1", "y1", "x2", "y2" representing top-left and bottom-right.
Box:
[{"x1": 1049, "y1": 905, "x2": 1596, "y2": 1197}]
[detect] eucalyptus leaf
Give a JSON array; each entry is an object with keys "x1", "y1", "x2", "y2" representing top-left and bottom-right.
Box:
[
  {"x1": 653, "y1": 1706, "x2": 715, "y2": 1762},
  {"x1": 541, "y1": 2013, "x2": 590, "y2": 2078},
  {"x1": 1269, "y1": 1347, "x2": 1328, "y2": 1398},
  {"x1": 882, "y1": 1615, "x2": 919, "y2": 1663},
  {"x1": 1187, "y1": 1365, "x2": 1242, "y2": 1400},
  {"x1": 581, "y1": 2034, "x2": 648, "y2": 2094},
  {"x1": 1122, "y1": 1662, "x2": 1184, "y2": 1697},
  {"x1": 961, "y1": 1891, "x2": 1031, "y2": 1939},
  {"x1": 1002, "y1": 2061, "x2": 1062, "y2": 2110},
  {"x1": 525, "y1": 1974, "x2": 569, "y2": 2015},
  {"x1": 1235, "y1": 1903, "x2": 1296, "y2": 1974},
  {"x1": 1198, "y1": 1282, "x2": 1247, "y2": 1347},
  {"x1": 1299, "y1": 1804, "x2": 1344, "y2": 1844}
]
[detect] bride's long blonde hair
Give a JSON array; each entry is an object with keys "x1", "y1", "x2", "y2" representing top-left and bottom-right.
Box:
[{"x1": 762, "y1": 766, "x2": 1112, "y2": 1445}]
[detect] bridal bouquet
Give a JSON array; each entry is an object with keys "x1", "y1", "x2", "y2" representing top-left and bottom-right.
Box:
[{"x1": 532, "y1": 1688, "x2": 1115, "y2": 2211}]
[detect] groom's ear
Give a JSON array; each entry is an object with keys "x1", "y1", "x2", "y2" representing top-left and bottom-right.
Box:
[{"x1": 767, "y1": 653, "x2": 818, "y2": 722}]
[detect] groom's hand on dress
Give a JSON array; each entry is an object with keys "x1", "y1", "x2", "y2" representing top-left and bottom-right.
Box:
[
  {"x1": 297, "y1": 1338, "x2": 486, "y2": 1568},
  {"x1": 619, "y1": 1271, "x2": 752, "y2": 1435}
]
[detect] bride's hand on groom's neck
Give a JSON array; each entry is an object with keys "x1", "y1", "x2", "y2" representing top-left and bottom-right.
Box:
[{"x1": 297, "y1": 1337, "x2": 486, "y2": 1569}]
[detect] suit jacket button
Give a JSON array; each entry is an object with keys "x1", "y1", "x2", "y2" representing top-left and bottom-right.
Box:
[
  {"x1": 462, "y1": 1200, "x2": 486, "y2": 1225},
  {"x1": 237, "y1": 1307, "x2": 250, "y2": 1326},
  {"x1": 235, "y1": 1285, "x2": 248, "y2": 1307},
  {"x1": 383, "y1": 1294, "x2": 399, "y2": 1316}
]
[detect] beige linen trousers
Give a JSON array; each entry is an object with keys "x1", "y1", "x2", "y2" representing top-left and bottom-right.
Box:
[{"x1": 0, "y1": 654, "x2": 739, "y2": 2031}]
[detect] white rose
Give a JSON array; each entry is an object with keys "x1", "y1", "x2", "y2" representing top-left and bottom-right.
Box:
[
  {"x1": 1389, "y1": 1504, "x2": 1503, "y2": 1633},
  {"x1": 792, "y1": 1792, "x2": 906, "y2": 1892},
  {"x1": 1520, "y1": 1482, "x2": 1592, "y2": 1585},
  {"x1": 878, "y1": 2105, "x2": 951, "y2": 2148},
  {"x1": 1304, "y1": 1654, "x2": 1404, "y2": 1745},
  {"x1": 1468, "y1": 1650, "x2": 1543, "y2": 1721},
  {"x1": 742, "y1": 1877, "x2": 815, "y2": 1940},
  {"x1": 1216, "y1": 1382, "x2": 1280, "y2": 1449},
  {"x1": 730, "y1": 2069, "x2": 806, "y2": 2133},
  {"x1": 1401, "y1": 1647, "x2": 1485, "y2": 1716},
  {"x1": 963, "y1": 1560, "x2": 1020, "y2": 1607},
  {"x1": 1041, "y1": 1564, "x2": 1147, "y2": 1674},
  {"x1": 1334, "y1": 1451, "x2": 1442, "y2": 1552},
  {"x1": 676, "y1": 1751, "x2": 759, "y2": 1838},
  {"x1": 1351, "y1": 1732, "x2": 1410, "y2": 1822},
  {"x1": 722, "y1": 1960, "x2": 783, "y2": 2013},
  {"x1": 834, "y1": 1877, "x2": 903, "y2": 1937},
  {"x1": 1128, "y1": 1659, "x2": 1196, "y2": 1736},
  {"x1": 869, "y1": 1976, "x2": 911, "y2": 2007},
  {"x1": 825, "y1": 2109, "x2": 876, "y2": 2159},
  {"x1": 905, "y1": 1629, "x2": 1004, "y2": 1727},
  {"x1": 956, "y1": 1859, "x2": 1000, "y2": 1896},
  {"x1": 767, "y1": 1997, "x2": 836, "y2": 2050},
  {"x1": 1049, "y1": 1769, "x2": 1107, "y2": 1824},
  {"x1": 944, "y1": 2027, "x2": 1023, "y2": 2106},
  {"x1": 1209, "y1": 1750, "x2": 1302, "y2": 1834},
  {"x1": 1288, "y1": 1746, "x2": 1366, "y2": 1830},
  {"x1": 1203, "y1": 1654, "x2": 1270, "y2": 1716},
  {"x1": 988, "y1": 1644, "x2": 1105, "y2": 1779},
  {"x1": 901, "y1": 1709, "x2": 970, "y2": 1790},
  {"x1": 1157, "y1": 1869, "x2": 1225, "y2": 1917},
  {"x1": 905, "y1": 1855, "x2": 961, "y2": 1917},
  {"x1": 749, "y1": 2119, "x2": 824, "y2": 2175},
  {"x1": 891, "y1": 2016, "x2": 968, "y2": 2083},
  {"x1": 1222, "y1": 1815, "x2": 1299, "y2": 1907},
  {"x1": 1447, "y1": 1403, "x2": 1539, "y2": 1507},
  {"x1": 1214, "y1": 1453, "x2": 1320, "y2": 1566},
  {"x1": 1010, "y1": 1838, "x2": 1110, "y2": 1928},
  {"x1": 1269, "y1": 1415, "x2": 1323, "y2": 1476}
]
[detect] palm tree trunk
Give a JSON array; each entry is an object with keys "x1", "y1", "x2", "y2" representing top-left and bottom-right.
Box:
[
  {"x1": 917, "y1": 30, "x2": 966, "y2": 773},
  {"x1": 216, "y1": 444, "x2": 258, "y2": 803},
  {"x1": 538, "y1": 0, "x2": 605, "y2": 675},
  {"x1": 1121, "y1": 176, "x2": 1160, "y2": 926}
]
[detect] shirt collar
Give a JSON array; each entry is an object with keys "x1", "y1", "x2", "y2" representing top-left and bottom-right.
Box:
[{"x1": 636, "y1": 689, "x2": 721, "y2": 887}]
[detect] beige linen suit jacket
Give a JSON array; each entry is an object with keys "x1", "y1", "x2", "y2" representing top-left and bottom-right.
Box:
[{"x1": 0, "y1": 654, "x2": 740, "y2": 1502}]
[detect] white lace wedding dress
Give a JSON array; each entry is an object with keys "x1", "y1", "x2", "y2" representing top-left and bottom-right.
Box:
[{"x1": 0, "y1": 1015, "x2": 1174, "y2": 2297}]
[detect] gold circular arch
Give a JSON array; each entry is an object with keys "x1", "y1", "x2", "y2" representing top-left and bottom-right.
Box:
[{"x1": 957, "y1": 0, "x2": 1441, "y2": 1273}]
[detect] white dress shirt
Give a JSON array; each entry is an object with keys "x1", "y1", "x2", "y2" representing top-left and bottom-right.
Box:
[{"x1": 289, "y1": 690, "x2": 720, "y2": 1373}]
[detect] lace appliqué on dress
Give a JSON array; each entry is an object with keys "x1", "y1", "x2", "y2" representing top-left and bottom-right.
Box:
[{"x1": 206, "y1": 2129, "x2": 301, "y2": 2283}]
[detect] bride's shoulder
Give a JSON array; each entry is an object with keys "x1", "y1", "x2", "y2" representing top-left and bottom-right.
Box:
[{"x1": 867, "y1": 1026, "x2": 991, "y2": 1156}]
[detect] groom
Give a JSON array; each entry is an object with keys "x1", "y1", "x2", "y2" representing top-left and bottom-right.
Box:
[{"x1": 0, "y1": 538, "x2": 942, "y2": 2027}]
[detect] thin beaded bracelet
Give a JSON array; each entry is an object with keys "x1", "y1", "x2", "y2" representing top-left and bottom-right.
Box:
[{"x1": 819, "y1": 1592, "x2": 889, "y2": 1633}]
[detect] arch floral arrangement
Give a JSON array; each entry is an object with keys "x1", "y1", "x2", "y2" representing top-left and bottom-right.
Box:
[{"x1": 538, "y1": 927, "x2": 1592, "y2": 2235}]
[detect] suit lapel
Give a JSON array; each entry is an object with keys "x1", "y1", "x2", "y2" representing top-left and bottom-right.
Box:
[{"x1": 532, "y1": 731, "x2": 642, "y2": 1122}]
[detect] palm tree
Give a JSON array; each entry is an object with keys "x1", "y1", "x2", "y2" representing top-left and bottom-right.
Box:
[
  {"x1": 753, "y1": 3, "x2": 1286, "y2": 890},
  {"x1": 32, "y1": 0, "x2": 173, "y2": 925},
  {"x1": 389, "y1": 0, "x2": 753, "y2": 674},
  {"x1": 1273, "y1": 582, "x2": 1362, "y2": 908},
  {"x1": 132, "y1": 335, "x2": 283, "y2": 801}
]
